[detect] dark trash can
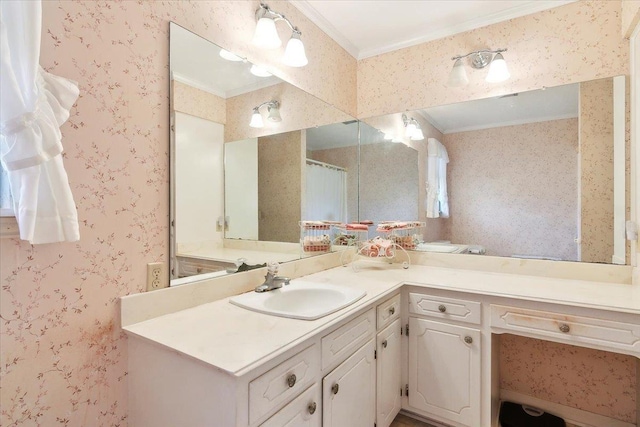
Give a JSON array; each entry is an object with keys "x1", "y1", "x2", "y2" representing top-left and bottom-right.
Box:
[{"x1": 499, "y1": 401, "x2": 566, "y2": 427}]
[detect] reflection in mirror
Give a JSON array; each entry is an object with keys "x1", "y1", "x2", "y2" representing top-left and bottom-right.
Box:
[
  {"x1": 169, "y1": 23, "x2": 357, "y2": 284},
  {"x1": 362, "y1": 76, "x2": 628, "y2": 265}
]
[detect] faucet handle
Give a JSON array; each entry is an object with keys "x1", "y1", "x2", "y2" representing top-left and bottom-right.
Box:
[{"x1": 267, "y1": 262, "x2": 279, "y2": 276}]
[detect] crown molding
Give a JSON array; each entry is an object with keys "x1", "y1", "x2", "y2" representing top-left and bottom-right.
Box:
[
  {"x1": 440, "y1": 112, "x2": 578, "y2": 135},
  {"x1": 171, "y1": 72, "x2": 281, "y2": 99},
  {"x1": 171, "y1": 72, "x2": 227, "y2": 98},
  {"x1": 289, "y1": 0, "x2": 360, "y2": 59},
  {"x1": 292, "y1": 1, "x2": 576, "y2": 60}
]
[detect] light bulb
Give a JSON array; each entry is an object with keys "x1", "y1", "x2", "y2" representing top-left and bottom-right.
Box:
[
  {"x1": 411, "y1": 128, "x2": 424, "y2": 141},
  {"x1": 249, "y1": 109, "x2": 264, "y2": 128},
  {"x1": 252, "y1": 17, "x2": 281, "y2": 49},
  {"x1": 250, "y1": 64, "x2": 272, "y2": 77},
  {"x1": 283, "y1": 33, "x2": 308, "y2": 67},
  {"x1": 267, "y1": 105, "x2": 282, "y2": 122},
  {"x1": 405, "y1": 122, "x2": 417, "y2": 138},
  {"x1": 448, "y1": 58, "x2": 469, "y2": 87},
  {"x1": 486, "y1": 53, "x2": 510, "y2": 83},
  {"x1": 219, "y1": 49, "x2": 243, "y2": 62}
]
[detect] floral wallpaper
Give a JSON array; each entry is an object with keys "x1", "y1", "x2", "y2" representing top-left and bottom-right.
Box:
[
  {"x1": 0, "y1": 1, "x2": 355, "y2": 426},
  {"x1": 500, "y1": 334, "x2": 637, "y2": 423},
  {"x1": 172, "y1": 80, "x2": 226, "y2": 124},
  {"x1": 443, "y1": 119, "x2": 579, "y2": 260}
]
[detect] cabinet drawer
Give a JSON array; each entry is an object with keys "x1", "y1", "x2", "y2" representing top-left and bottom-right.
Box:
[
  {"x1": 491, "y1": 304, "x2": 640, "y2": 354},
  {"x1": 260, "y1": 383, "x2": 321, "y2": 427},
  {"x1": 249, "y1": 345, "x2": 319, "y2": 425},
  {"x1": 322, "y1": 309, "x2": 375, "y2": 370},
  {"x1": 409, "y1": 293, "x2": 481, "y2": 325},
  {"x1": 377, "y1": 293, "x2": 401, "y2": 330}
]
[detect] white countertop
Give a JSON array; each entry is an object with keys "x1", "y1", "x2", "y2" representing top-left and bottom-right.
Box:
[
  {"x1": 123, "y1": 261, "x2": 640, "y2": 377},
  {"x1": 177, "y1": 247, "x2": 300, "y2": 265}
]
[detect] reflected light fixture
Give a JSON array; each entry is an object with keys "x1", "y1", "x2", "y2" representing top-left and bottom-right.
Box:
[
  {"x1": 448, "y1": 48, "x2": 509, "y2": 86},
  {"x1": 250, "y1": 64, "x2": 273, "y2": 77},
  {"x1": 249, "y1": 100, "x2": 281, "y2": 128},
  {"x1": 402, "y1": 114, "x2": 425, "y2": 141},
  {"x1": 219, "y1": 49, "x2": 244, "y2": 62},
  {"x1": 252, "y1": 3, "x2": 309, "y2": 67}
]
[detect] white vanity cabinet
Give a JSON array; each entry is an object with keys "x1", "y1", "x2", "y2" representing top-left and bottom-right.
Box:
[
  {"x1": 376, "y1": 318, "x2": 402, "y2": 427},
  {"x1": 260, "y1": 383, "x2": 321, "y2": 427},
  {"x1": 322, "y1": 339, "x2": 376, "y2": 427},
  {"x1": 406, "y1": 292, "x2": 482, "y2": 427}
]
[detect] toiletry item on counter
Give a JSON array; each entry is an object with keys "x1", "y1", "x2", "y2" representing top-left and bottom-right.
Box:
[
  {"x1": 302, "y1": 234, "x2": 331, "y2": 252},
  {"x1": 345, "y1": 223, "x2": 369, "y2": 231}
]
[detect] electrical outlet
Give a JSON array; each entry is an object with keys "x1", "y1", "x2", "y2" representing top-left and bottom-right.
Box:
[{"x1": 146, "y1": 262, "x2": 168, "y2": 291}]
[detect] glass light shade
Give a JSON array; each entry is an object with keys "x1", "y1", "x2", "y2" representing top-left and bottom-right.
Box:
[
  {"x1": 405, "y1": 122, "x2": 417, "y2": 138},
  {"x1": 283, "y1": 35, "x2": 308, "y2": 67},
  {"x1": 383, "y1": 133, "x2": 393, "y2": 140},
  {"x1": 252, "y1": 17, "x2": 282, "y2": 49},
  {"x1": 411, "y1": 128, "x2": 424, "y2": 141},
  {"x1": 250, "y1": 64, "x2": 272, "y2": 77},
  {"x1": 267, "y1": 105, "x2": 282, "y2": 122},
  {"x1": 448, "y1": 59, "x2": 469, "y2": 87},
  {"x1": 391, "y1": 136, "x2": 403, "y2": 143},
  {"x1": 219, "y1": 49, "x2": 243, "y2": 62},
  {"x1": 249, "y1": 110, "x2": 264, "y2": 128},
  {"x1": 486, "y1": 53, "x2": 510, "y2": 83}
]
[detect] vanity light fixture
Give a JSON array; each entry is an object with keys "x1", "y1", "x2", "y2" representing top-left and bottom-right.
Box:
[
  {"x1": 250, "y1": 100, "x2": 281, "y2": 128},
  {"x1": 402, "y1": 114, "x2": 425, "y2": 141},
  {"x1": 252, "y1": 3, "x2": 309, "y2": 67},
  {"x1": 448, "y1": 48, "x2": 510, "y2": 86}
]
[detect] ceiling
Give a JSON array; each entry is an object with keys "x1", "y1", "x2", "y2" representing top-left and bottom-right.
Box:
[{"x1": 290, "y1": 0, "x2": 576, "y2": 59}]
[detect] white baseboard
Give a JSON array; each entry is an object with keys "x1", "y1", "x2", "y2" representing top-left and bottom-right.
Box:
[{"x1": 500, "y1": 389, "x2": 635, "y2": 427}]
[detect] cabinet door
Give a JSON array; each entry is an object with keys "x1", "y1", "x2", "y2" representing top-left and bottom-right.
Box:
[
  {"x1": 408, "y1": 318, "x2": 481, "y2": 427},
  {"x1": 260, "y1": 384, "x2": 321, "y2": 427},
  {"x1": 323, "y1": 339, "x2": 376, "y2": 427},
  {"x1": 377, "y1": 319, "x2": 402, "y2": 427}
]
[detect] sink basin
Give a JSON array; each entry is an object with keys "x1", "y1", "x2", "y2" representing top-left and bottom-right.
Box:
[
  {"x1": 229, "y1": 281, "x2": 366, "y2": 320},
  {"x1": 415, "y1": 243, "x2": 461, "y2": 253}
]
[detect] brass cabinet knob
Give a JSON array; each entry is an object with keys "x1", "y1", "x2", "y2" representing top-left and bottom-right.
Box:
[
  {"x1": 559, "y1": 323, "x2": 570, "y2": 333},
  {"x1": 464, "y1": 336, "x2": 473, "y2": 344},
  {"x1": 389, "y1": 306, "x2": 395, "y2": 315},
  {"x1": 331, "y1": 383, "x2": 339, "y2": 395},
  {"x1": 382, "y1": 340, "x2": 388, "y2": 348},
  {"x1": 286, "y1": 374, "x2": 296, "y2": 388},
  {"x1": 438, "y1": 304, "x2": 447, "y2": 313},
  {"x1": 307, "y1": 402, "x2": 317, "y2": 415}
]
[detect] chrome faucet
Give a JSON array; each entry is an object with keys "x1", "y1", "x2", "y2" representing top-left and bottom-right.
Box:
[
  {"x1": 254, "y1": 262, "x2": 290, "y2": 292},
  {"x1": 255, "y1": 271, "x2": 290, "y2": 292}
]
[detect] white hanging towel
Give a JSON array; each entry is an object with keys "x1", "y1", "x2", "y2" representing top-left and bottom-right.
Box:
[{"x1": 425, "y1": 138, "x2": 449, "y2": 218}]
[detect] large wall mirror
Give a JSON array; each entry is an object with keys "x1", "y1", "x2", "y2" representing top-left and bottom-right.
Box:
[
  {"x1": 169, "y1": 23, "x2": 358, "y2": 284},
  {"x1": 169, "y1": 22, "x2": 629, "y2": 286},
  {"x1": 361, "y1": 76, "x2": 628, "y2": 265}
]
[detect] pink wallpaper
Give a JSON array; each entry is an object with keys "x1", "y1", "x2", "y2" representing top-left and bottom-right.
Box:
[
  {"x1": 580, "y1": 79, "x2": 615, "y2": 264},
  {"x1": 442, "y1": 119, "x2": 579, "y2": 260},
  {"x1": 172, "y1": 80, "x2": 226, "y2": 124},
  {"x1": 500, "y1": 334, "x2": 637, "y2": 423},
  {"x1": 357, "y1": 0, "x2": 628, "y2": 118}
]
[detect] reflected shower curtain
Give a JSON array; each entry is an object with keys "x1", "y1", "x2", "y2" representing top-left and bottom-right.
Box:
[{"x1": 305, "y1": 163, "x2": 347, "y2": 222}]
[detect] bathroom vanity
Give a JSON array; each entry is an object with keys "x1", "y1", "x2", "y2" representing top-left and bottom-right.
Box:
[{"x1": 122, "y1": 263, "x2": 640, "y2": 427}]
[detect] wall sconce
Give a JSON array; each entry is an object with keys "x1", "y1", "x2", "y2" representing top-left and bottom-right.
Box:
[
  {"x1": 249, "y1": 100, "x2": 282, "y2": 128},
  {"x1": 252, "y1": 3, "x2": 308, "y2": 67},
  {"x1": 402, "y1": 114, "x2": 425, "y2": 141},
  {"x1": 448, "y1": 48, "x2": 510, "y2": 87}
]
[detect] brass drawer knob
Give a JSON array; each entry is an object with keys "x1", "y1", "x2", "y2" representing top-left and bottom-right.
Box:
[
  {"x1": 382, "y1": 340, "x2": 388, "y2": 348},
  {"x1": 438, "y1": 304, "x2": 447, "y2": 313},
  {"x1": 307, "y1": 401, "x2": 317, "y2": 415},
  {"x1": 559, "y1": 323, "x2": 570, "y2": 333},
  {"x1": 464, "y1": 336, "x2": 473, "y2": 344},
  {"x1": 286, "y1": 374, "x2": 296, "y2": 388},
  {"x1": 389, "y1": 306, "x2": 395, "y2": 315},
  {"x1": 331, "y1": 383, "x2": 339, "y2": 395}
]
